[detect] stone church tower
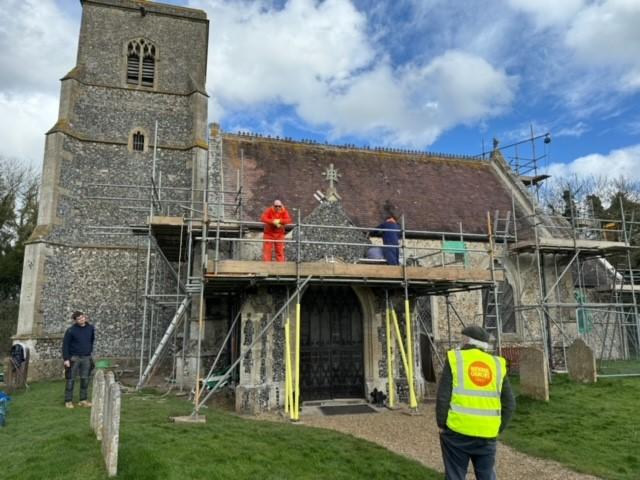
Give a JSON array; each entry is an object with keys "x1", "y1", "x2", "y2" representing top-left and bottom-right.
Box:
[{"x1": 15, "y1": 0, "x2": 209, "y2": 378}]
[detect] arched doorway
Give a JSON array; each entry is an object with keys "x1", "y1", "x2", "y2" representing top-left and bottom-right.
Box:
[{"x1": 300, "y1": 286, "x2": 364, "y2": 401}]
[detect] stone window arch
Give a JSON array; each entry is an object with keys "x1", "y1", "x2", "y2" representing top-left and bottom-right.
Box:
[
  {"x1": 128, "y1": 127, "x2": 149, "y2": 153},
  {"x1": 126, "y1": 38, "x2": 156, "y2": 87}
]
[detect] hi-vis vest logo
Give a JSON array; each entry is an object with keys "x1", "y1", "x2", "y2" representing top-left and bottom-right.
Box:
[{"x1": 468, "y1": 361, "x2": 493, "y2": 387}]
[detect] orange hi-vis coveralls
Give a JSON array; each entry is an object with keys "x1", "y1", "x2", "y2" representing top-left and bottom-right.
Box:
[{"x1": 260, "y1": 205, "x2": 292, "y2": 262}]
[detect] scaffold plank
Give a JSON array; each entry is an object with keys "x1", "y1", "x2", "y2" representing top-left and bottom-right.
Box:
[
  {"x1": 511, "y1": 238, "x2": 628, "y2": 253},
  {"x1": 205, "y1": 260, "x2": 502, "y2": 283}
]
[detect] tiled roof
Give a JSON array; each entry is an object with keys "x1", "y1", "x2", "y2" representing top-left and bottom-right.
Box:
[{"x1": 221, "y1": 135, "x2": 522, "y2": 236}]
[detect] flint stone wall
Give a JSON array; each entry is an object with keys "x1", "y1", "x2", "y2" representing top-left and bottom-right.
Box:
[
  {"x1": 236, "y1": 289, "x2": 285, "y2": 413},
  {"x1": 73, "y1": 85, "x2": 194, "y2": 146},
  {"x1": 38, "y1": 244, "x2": 177, "y2": 360},
  {"x1": 45, "y1": 138, "x2": 193, "y2": 246},
  {"x1": 79, "y1": 0, "x2": 207, "y2": 93},
  {"x1": 287, "y1": 201, "x2": 369, "y2": 262}
]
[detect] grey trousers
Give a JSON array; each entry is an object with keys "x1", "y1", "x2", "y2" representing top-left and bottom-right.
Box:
[
  {"x1": 439, "y1": 428, "x2": 497, "y2": 480},
  {"x1": 64, "y1": 356, "x2": 92, "y2": 402}
]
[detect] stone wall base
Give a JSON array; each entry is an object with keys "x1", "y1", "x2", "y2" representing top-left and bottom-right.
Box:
[{"x1": 235, "y1": 384, "x2": 283, "y2": 414}]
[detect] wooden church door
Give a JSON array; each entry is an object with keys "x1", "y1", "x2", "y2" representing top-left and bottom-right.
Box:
[{"x1": 300, "y1": 286, "x2": 364, "y2": 401}]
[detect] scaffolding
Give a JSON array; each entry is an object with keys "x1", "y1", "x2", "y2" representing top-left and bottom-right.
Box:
[
  {"x1": 88, "y1": 143, "x2": 515, "y2": 415},
  {"x1": 505, "y1": 198, "x2": 640, "y2": 374},
  {"x1": 480, "y1": 129, "x2": 640, "y2": 375},
  {"x1": 86, "y1": 128, "x2": 640, "y2": 419}
]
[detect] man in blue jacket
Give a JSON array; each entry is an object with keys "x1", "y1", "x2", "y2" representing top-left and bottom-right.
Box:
[
  {"x1": 62, "y1": 311, "x2": 95, "y2": 408},
  {"x1": 375, "y1": 215, "x2": 402, "y2": 265}
]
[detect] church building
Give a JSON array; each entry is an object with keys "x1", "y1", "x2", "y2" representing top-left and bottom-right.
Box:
[{"x1": 15, "y1": 0, "x2": 634, "y2": 414}]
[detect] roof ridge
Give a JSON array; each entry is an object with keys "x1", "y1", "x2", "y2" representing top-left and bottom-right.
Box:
[{"x1": 222, "y1": 130, "x2": 481, "y2": 162}]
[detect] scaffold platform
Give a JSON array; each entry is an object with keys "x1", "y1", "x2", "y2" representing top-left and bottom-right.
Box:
[
  {"x1": 205, "y1": 260, "x2": 502, "y2": 292},
  {"x1": 511, "y1": 237, "x2": 629, "y2": 254}
]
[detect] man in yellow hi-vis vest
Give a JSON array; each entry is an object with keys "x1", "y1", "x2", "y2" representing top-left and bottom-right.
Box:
[{"x1": 436, "y1": 326, "x2": 516, "y2": 480}]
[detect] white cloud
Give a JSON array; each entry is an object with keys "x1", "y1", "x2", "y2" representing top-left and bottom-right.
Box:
[
  {"x1": 556, "y1": 122, "x2": 589, "y2": 138},
  {"x1": 508, "y1": 0, "x2": 640, "y2": 108},
  {"x1": 0, "y1": 93, "x2": 59, "y2": 168},
  {"x1": 507, "y1": 0, "x2": 585, "y2": 27},
  {"x1": 566, "y1": 0, "x2": 640, "y2": 67},
  {"x1": 563, "y1": 0, "x2": 640, "y2": 94},
  {"x1": 620, "y1": 69, "x2": 640, "y2": 92},
  {"x1": 407, "y1": 51, "x2": 515, "y2": 122},
  {"x1": 0, "y1": 0, "x2": 76, "y2": 167},
  {"x1": 192, "y1": 0, "x2": 516, "y2": 146},
  {"x1": 0, "y1": 0, "x2": 76, "y2": 95},
  {"x1": 199, "y1": 0, "x2": 375, "y2": 106},
  {"x1": 546, "y1": 144, "x2": 640, "y2": 181}
]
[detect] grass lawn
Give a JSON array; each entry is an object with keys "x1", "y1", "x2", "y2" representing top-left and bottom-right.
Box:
[
  {"x1": 0, "y1": 381, "x2": 441, "y2": 480},
  {"x1": 502, "y1": 375, "x2": 640, "y2": 480}
]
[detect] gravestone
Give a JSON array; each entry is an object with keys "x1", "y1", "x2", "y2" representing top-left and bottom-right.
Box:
[
  {"x1": 519, "y1": 347, "x2": 549, "y2": 401},
  {"x1": 103, "y1": 382, "x2": 121, "y2": 477},
  {"x1": 100, "y1": 371, "x2": 115, "y2": 441},
  {"x1": 90, "y1": 369, "x2": 106, "y2": 439},
  {"x1": 95, "y1": 371, "x2": 120, "y2": 476},
  {"x1": 567, "y1": 338, "x2": 597, "y2": 383},
  {"x1": 3, "y1": 344, "x2": 29, "y2": 393},
  {"x1": 2, "y1": 358, "x2": 11, "y2": 389}
]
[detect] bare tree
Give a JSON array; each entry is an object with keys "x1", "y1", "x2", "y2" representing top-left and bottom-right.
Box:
[{"x1": 0, "y1": 156, "x2": 40, "y2": 356}]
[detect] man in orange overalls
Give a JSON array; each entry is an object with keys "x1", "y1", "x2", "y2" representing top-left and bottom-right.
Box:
[{"x1": 260, "y1": 199, "x2": 292, "y2": 262}]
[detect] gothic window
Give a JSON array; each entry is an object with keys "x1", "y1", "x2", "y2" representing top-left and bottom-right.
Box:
[
  {"x1": 415, "y1": 296, "x2": 433, "y2": 335},
  {"x1": 483, "y1": 280, "x2": 516, "y2": 334},
  {"x1": 132, "y1": 131, "x2": 145, "y2": 151},
  {"x1": 127, "y1": 39, "x2": 156, "y2": 87}
]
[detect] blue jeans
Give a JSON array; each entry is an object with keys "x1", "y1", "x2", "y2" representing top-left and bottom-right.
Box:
[
  {"x1": 64, "y1": 356, "x2": 92, "y2": 402},
  {"x1": 439, "y1": 428, "x2": 497, "y2": 480}
]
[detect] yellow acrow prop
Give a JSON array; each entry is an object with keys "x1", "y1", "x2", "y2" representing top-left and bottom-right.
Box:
[
  {"x1": 404, "y1": 299, "x2": 415, "y2": 398},
  {"x1": 385, "y1": 306, "x2": 395, "y2": 407},
  {"x1": 284, "y1": 318, "x2": 292, "y2": 414},
  {"x1": 391, "y1": 308, "x2": 418, "y2": 408},
  {"x1": 294, "y1": 302, "x2": 301, "y2": 421}
]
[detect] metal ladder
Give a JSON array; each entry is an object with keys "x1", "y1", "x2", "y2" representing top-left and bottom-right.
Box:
[{"x1": 483, "y1": 210, "x2": 511, "y2": 337}]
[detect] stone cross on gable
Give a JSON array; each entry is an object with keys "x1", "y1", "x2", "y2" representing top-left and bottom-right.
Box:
[
  {"x1": 323, "y1": 163, "x2": 341, "y2": 189},
  {"x1": 322, "y1": 163, "x2": 342, "y2": 202}
]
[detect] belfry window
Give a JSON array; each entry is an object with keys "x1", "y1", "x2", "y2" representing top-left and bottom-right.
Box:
[
  {"x1": 132, "y1": 131, "x2": 145, "y2": 151},
  {"x1": 127, "y1": 39, "x2": 156, "y2": 87}
]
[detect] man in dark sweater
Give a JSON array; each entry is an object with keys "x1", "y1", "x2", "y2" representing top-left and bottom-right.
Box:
[
  {"x1": 374, "y1": 215, "x2": 401, "y2": 265},
  {"x1": 62, "y1": 311, "x2": 95, "y2": 408},
  {"x1": 436, "y1": 326, "x2": 516, "y2": 480}
]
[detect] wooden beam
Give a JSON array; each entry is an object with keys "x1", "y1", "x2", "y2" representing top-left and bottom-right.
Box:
[{"x1": 149, "y1": 215, "x2": 186, "y2": 227}]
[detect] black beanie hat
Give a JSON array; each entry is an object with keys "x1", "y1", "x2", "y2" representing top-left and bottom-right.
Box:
[{"x1": 461, "y1": 325, "x2": 490, "y2": 343}]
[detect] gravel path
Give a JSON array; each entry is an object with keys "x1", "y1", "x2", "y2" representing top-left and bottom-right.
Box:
[{"x1": 298, "y1": 404, "x2": 600, "y2": 479}]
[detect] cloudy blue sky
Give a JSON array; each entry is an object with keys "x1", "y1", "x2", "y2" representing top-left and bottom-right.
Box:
[{"x1": 1, "y1": 0, "x2": 639, "y2": 181}]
